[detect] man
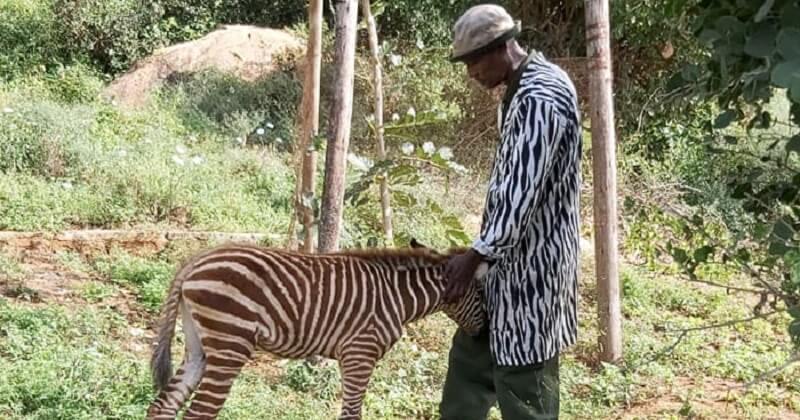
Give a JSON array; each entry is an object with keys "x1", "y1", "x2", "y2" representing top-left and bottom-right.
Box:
[{"x1": 440, "y1": 4, "x2": 582, "y2": 420}]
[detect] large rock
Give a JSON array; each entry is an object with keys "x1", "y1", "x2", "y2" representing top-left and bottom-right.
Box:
[{"x1": 103, "y1": 25, "x2": 304, "y2": 108}]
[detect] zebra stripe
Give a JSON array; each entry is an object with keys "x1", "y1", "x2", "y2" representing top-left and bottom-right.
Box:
[{"x1": 146, "y1": 243, "x2": 486, "y2": 420}]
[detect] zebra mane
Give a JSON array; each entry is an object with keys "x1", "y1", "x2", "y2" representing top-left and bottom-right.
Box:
[
  {"x1": 195, "y1": 242, "x2": 470, "y2": 271},
  {"x1": 331, "y1": 247, "x2": 469, "y2": 270}
]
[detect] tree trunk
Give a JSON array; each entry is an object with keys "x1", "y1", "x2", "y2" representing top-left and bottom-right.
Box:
[
  {"x1": 585, "y1": 0, "x2": 622, "y2": 363},
  {"x1": 360, "y1": 0, "x2": 393, "y2": 246},
  {"x1": 290, "y1": 0, "x2": 324, "y2": 253},
  {"x1": 318, "y1": 0, "x2": 359, "y2": 253}
]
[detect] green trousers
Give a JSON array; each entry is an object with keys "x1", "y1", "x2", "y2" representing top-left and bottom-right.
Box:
[{"x1": 439, "y1": 328, "x2": 560, "y2": 420}]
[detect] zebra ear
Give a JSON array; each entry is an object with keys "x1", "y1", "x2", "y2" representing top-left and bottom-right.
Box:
[{"x1": 409, "y1": 238, "x2": 426, "y2": 249}]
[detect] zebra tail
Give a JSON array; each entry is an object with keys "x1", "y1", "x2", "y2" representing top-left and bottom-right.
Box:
[{"x1": 151, "y1": 259, "x2": 195, "y2": 391}]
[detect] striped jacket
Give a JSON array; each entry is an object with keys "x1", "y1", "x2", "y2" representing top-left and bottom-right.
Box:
[{"x1": 472, "y1": 51, "x2": 582, "y2": 366}]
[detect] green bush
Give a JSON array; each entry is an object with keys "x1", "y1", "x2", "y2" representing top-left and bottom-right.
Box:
[
  {"x1": 379, "y1": 0, "x2": 473, "y2": 47},
  {"x1": 161, "y1": 0, "x2": 307, "y2": 33},
  {"x1": 157, "y1": 69, "x2": 301, "y2": 144},
  {"x1": 0, "y1": 0, "x2": 71, "y2": 80},
  {"x1": 53, "y1": 0, "x2": 168, "y2": 75},
  {"x1": 0, "y1": 98, "x2": 96, "y2": 176}
]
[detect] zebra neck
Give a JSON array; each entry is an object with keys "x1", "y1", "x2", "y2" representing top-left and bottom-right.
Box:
[{"x1": 389, "y1": 265, "x2": 446, "y2": 325}]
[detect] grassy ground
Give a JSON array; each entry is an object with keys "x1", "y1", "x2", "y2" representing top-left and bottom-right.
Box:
[
  {"x1": 0, "y1": 244, "x2": 797, "y2": 420},
  {"x1": 1, "y1": 52, "x2": 798, "y2": 420}
]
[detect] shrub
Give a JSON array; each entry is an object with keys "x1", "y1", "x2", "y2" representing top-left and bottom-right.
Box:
[
  {"x1": 157, "y1": 70, "x2": 301, "y2": 145},
  {"x1": 54, "y1": 0, "x2": 167, "y2": 75},
  {"x1": 0, "y1": 0, "x2": 71, "y2": 80},
  {"x1": 0, "y1": 98, "x2": 95, "y2": 176}
]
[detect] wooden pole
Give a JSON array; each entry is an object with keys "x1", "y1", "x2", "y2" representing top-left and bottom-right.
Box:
[
  {"x1": 318, "y1": 0, "x2": 359, "y2": 253},
  {"x1": 360, "y1": 0, "x2": 393, "y2": 246},
  {"x1": 299, "y1": 0, "x2": 324, "y2": 253},
  {"x1": 585, "y1": 0, "x2": 623, "y2": 363}
]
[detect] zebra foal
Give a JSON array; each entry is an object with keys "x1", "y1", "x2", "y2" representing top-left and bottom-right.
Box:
[{"x1": 146, "y1": 242, "x2": 487, "y2": 420}]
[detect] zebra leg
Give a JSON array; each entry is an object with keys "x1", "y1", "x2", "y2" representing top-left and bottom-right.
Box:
[
  {"x1": 337, "y1": 331, "x2": 393, "y2": 420},
  {"x1": 182, "y1": 348, "x2": 251, "y2": 420},
  {"x1": 337, "y1": 353, "x2": 378, "y2": 420},
  {"x1": 147, "y1": 303, "x2": 207, "y2": 420}
]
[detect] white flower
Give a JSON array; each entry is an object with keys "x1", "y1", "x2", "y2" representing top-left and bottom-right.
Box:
[
  {"x1": 236, "y1": 137, "x2": 244, "y2": 145},
  {"x1": 129, "y1": 327, "x2": 144, "y2": 337},
  {"x1": 228, "y1": 86, "x2": 235, "y2": 94},
  {"x1": 62, "y1": 181, "x2": 73, "y2": 190},
  {"x1": 347, "y1": 153, "x2": 373, "y2": 172},
  {"x1": 401, "y1": 142, "x2": 414, "y2": 155},
  {"x1": 172, "y1": 155, "x2": 185, "y2": 166},
  {"x1": 422, "y1": 141, "x2": 435, "y2": 155},
  {"x1": 389, "y1": 54, "x2": 402, "y2": 67},
  {"x1": 407, "y1": 107, "x2": 416, "y2": 118},
  {"x1": 2, "y1": 107, "x2": 13, "y2": 113},
  {"x1": 447, "y1": 161, "x2": 468, "y2": 173},
  {"x1": 275, "y1": 137, "x2": 283, "y2": 144},
  {"x1": 438, "y1": 147, "x2": 454, "y2": 160},
  {"x1": 397, "y1": 368, "x2": 407, "y2": 378},
  {"x1": 256, "y1": 128, "x2": 265, "y2": 136},
  {"x1": 144, "y1": 139, "x2": 153, "y2": 144},
  {"x1": 117, "y1": 149, "x2": 127, "y2": 158},
  {"x1": 391, "y1": 113, "x2": 400, "y2": 122},
  {"x1": 366, "y1": 114, "x2": 375, "y2": 122},
  {"x1": 410, "y1": 344, "x2": 419, "y2": 353},
  {"x1": 266, "y1": 122, "x2": 275, "y2": 129},
  {"x1": 191, "y1": 156, "x2": 204, "y2": 165},
  {"x1": 175, "y1": 145, "x2": 187, "y2": 154},
  {"x1": 416, "y1": 39, "x2": 425, "y2": 50}
]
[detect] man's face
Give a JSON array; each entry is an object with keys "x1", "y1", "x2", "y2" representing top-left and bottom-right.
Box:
[{"x1": 463, "y1": 47, "x2": 507, "y2": 89}]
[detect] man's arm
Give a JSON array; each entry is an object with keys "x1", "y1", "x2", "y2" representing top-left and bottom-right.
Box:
[{"x1": 472, "y1": 97, "x2": 564, "y2": 260}]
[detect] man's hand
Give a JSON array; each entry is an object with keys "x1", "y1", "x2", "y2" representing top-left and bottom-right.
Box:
[{"x1": 443, "y1": 248, "x2": 484, "y2": 304}]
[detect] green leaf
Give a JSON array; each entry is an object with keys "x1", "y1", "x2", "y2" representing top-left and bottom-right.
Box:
[
  {"x1": 788, "y1": 320, "x2": 800, "y2": 341},
  {"x1": 791, "y1": 79, "x2": 800, "y2": 103},
  {"x1": 789, "y1": 305, "x2": 800, "y2": 320},
  {"x1": 693, "y1": 246, "x2": 714, "y2": 263},
  {"x1": 758, "y1": 110, "x2": 771, "y2": 128},
  {"x1": 716, "y1": 16, "x2": 744, "y2": 36},
  {"x1": 744, "y1": 24, "x2": 777, "y2": 58},
  {"x1": 714, "y1": 109, "x2": 738, "y2": 128},
  {"x1": 754, "y1": 0, "x2": 775, "y2": 22},
  {"x1": 773, "y1": 218, "x2": 794, "y2": 241},
  {"x1": 787, "y1": 135, "x2": 800, "y2": 155},
  {"x1": 735, "y1": 248, "x2": 751, "y2": 262},
  {"x1": 391, "y1": 190, "x2": 417, "y2": 208},
  {"x1": 672, "y1": 248, "x2": 689, "y2": 264},
  {"x1": 427, "y1": 200, "x2": 444, "y2": 215},
  {"x1": 770, "y1": 59, "x2": 800, "y2": 88},
  {"x1": 440, "y1": 215, "x2": 465, "y2": 230},
  {"x1": 782, "y1": 3, "x2": 800, "y2": 28},
  {"x1": 792, "y1": 103, "x2": 800, "y2": 125},
  {"x1": 777, "y1": 28, "x2": 800, "y2": 59},
  {"x1": 698, "y1": 28, "x2": 721, "y2": 44},
  {"x1": 446, "y1": 229, "x2": 471, "y2": 246},
  {"x1": 769, "y1": 240, "x2": 791, "y2": 255},
  {"x1": 731, "y1": 182, "x2": 752, "y2": 199}
]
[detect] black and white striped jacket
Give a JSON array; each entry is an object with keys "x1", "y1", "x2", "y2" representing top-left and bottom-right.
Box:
[{"x1": 472, "y1": 51, "x2": 582, "y2": 366}]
